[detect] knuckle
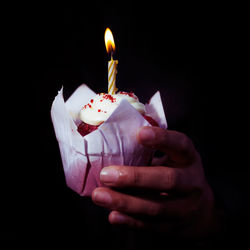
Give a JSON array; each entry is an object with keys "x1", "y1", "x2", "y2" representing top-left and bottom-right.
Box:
[
  {"x1": 131, "y1": 167, "x2": 142, "y2": 186},
  {"x1": 113, "y1": 196, "x2": 129, "y2": 212},
  {"x1": 179, "y1": 133, "x2": 193, "y2": 151},
  {"x1": 189, "y1": 167, "x2": 205, "y2": 193},
  {"x1": 163, "y1": 168, "x2": 177, "y2": 190},
  {"x1": 177, "y1": 132, "x2": 197, "y2": 162}
]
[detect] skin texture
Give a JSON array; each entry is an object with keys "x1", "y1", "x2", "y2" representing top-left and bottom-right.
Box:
[{"x1": 92, "y1": 126, "x2": 221, "y2": 240}]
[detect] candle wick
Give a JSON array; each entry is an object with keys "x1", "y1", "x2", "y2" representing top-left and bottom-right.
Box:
[{"x1": 111, "y1": 49, "x2": 113, "y2": 60}]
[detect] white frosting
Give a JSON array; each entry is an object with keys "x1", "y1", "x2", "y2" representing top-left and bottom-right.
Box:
[{"x1": 79, "y1": 92, "x2": 145, "y2": 125}]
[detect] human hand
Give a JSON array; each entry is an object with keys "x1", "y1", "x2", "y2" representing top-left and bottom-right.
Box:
[{"x1": 92, "y1": 126, "x2": 219, "y2": 239}]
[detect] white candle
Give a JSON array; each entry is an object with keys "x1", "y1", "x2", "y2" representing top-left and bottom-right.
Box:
[{"x1": 108, "y1": 56, "x2": 118, "y2": 95}]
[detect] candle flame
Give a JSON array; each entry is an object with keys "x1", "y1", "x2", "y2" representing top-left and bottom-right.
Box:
[{"x1": 104, "y1": 28, "x2": 115, "y2": 54}]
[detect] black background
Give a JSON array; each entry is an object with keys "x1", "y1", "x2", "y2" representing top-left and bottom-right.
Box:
[{"x1": 2, "y1": 2, "x2": 248, "y2": 248}]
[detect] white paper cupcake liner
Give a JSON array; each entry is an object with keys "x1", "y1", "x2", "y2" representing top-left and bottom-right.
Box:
[{"x1": 51, "y1": 84, "x2": 167, "y2": 196}]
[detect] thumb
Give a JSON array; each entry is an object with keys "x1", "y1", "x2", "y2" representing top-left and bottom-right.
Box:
[{"x1": 137, "y1": 126, "x2": 197, "y2": 164}]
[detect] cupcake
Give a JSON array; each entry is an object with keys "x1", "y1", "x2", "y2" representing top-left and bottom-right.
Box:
[
  {"x1": 77, "y1": 91, "x2": 159, "y2": 137},
  {"x1": 51, "y1": 84, "x2": 167, "y2": 196}
]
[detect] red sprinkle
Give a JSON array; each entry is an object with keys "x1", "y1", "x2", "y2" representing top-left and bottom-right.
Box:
[
  {"x1": 102, "y1": 94, "x2": 116, "y2": 103},
  {"x1": 119, "y1": 91, "x2": 137, "y2": 99},
  {"x1": 98, "y1": 109, "x2": 101, "y2": 112},
  {"x1": 90, "y1": 99, "x2": 94, "y2": 103},
  {"x1": 82, "y1": 103, "x2": 92, "y2": 109}
]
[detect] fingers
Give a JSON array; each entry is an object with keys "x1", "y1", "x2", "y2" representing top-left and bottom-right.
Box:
[
  {"x1": 92, "y1": 187, "x2": 163, "y2": 217},
  {"x1": 100, "y1": 165, "x2": 197, "y2": 193},
  {"x1": 108, "y1": 211, "x2": 185, "y2": 233},
  {"x1": 92, "y1": 187, "x2": 202, "y2": 222},
  {"x1": 137, "y1": 127, "x2": 197, "y2": 164},
  {"x1": 108, "y1": 211, "x2": 146, "y2": 229}
]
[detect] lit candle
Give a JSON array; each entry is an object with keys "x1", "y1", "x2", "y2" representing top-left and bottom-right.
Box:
[{"x1": 104, "y1": 28, "x2": 118, "y2": 95}]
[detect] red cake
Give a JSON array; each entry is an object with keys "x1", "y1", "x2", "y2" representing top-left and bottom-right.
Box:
[{"x1": 78, "y1": 114, "x2": 158, "y2": 137}]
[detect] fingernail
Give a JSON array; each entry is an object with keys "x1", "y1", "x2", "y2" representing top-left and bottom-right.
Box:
[
  {"x1": 93, "y1": 189, "x2": 112, "y2": 205},
  {"x1": 100, "y1": 167, "x2": 119, "y2": 183},
  {"x1": 138, "y1": 127, "x2": 155, "y2": 143},
  {"x1": 110, "y1": 211, "x2": 127, "y2": 224}
]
